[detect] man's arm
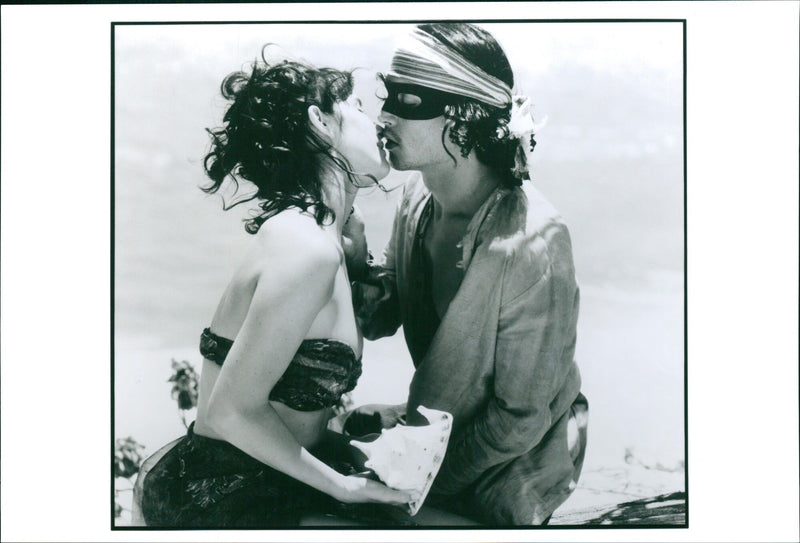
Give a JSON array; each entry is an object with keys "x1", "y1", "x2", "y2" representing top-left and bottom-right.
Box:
[
  {"x1": 342, "y1": 204, "x2": 370, "y2": 281},
  {"x1": 346, "y1": 199, "x2": 404, "y2": 340},
  {"x1": 431, "y1": 251, "x2": 580, "y2": 495},
  {"x1": 351, "y1": 266, "x2": 401, "y2": 340}
]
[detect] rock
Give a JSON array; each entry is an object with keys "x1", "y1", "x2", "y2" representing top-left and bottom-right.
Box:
[{"x1": 551, "y1": 491, "x2": 686, "y2": 525}]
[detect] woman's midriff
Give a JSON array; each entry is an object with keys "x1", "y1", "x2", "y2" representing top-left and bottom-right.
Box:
[
  {"x1": 192, "y1": 404, "x2": 332, "y2": 450},
  {"x1": 271, "y1": 401, "x2": 334, "y2": 449},
  {"x1": 193, "y1": 360, "x2": 333, "y2": 451}
]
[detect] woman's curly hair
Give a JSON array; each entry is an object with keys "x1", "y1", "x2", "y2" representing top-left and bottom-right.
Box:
[
  {"x1": 418, "y1": 23, "x2": 535, "y2": 188},
  {"x1": 202, "y1": 51, "x2": 355, "y2": 234}
]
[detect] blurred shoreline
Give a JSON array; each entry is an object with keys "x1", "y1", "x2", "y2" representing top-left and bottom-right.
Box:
[{"x1": 115, "y1": 277, "x2": 685, "y2": 468}]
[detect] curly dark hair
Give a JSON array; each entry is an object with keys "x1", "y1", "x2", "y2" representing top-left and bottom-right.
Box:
[
  {"x1": 202, "y1": 51, "x2": 357, "y2": 234},
  {"x1": 417, "y1": 23, "x2": 536, "y2": 187}
]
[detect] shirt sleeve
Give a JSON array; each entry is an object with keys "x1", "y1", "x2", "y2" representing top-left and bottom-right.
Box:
[{"x1": 432, "y1": 245, "x2": 580, "y2": 495}]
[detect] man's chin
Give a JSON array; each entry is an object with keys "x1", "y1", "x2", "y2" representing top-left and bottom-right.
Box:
[{"x1": 388, "y1": 158, "x2": 411, "y2": 171}]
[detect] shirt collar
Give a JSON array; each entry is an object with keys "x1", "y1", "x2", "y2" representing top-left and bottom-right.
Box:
[{"x1": 410, "y1": 176, "x2": 513, "y2": 270}]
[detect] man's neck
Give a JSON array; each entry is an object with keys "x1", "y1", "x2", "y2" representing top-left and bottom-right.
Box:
[{"x1": 420, "y1": 156, "x2": 502, "y2": 221}]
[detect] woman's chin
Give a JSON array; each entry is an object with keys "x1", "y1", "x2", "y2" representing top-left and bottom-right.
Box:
[{"x1": 362, "y1": 160, "x2": 390, "y2": 183}]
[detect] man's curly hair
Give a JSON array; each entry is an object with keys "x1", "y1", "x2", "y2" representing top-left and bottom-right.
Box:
[
  {"x1": 418, "y1": 23, "x2": 535, "y2": 188},
  {"x1": 202, "y1": 52, "x2": 356, "y2": 234}
]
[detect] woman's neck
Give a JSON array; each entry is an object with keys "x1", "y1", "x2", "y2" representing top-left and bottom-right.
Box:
[{"x1": 320, "y1": 168, "x2": 358, "y2": 238}]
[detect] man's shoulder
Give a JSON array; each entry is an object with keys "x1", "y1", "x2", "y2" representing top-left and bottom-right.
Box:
[
  {"x1": 484, "y1": 182, "x2": 571, "y2": 253},
  {"x1": 518, "y1": 181, "x2": 567, "y2": 233},
  {"x1": 481, "y1": 182, "x2": 576, "y2": 292}
]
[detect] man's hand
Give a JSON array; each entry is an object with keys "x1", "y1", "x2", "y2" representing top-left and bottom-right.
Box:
[
  {"x1": 344, "y1": 403, "x2": 408, "y2": 437},
  {"x1": 351, "y1": 280, "x2": 387, "y2": 330},
  {"x1": 342, "y1": 204, "x2": 369, "y2": 280}
]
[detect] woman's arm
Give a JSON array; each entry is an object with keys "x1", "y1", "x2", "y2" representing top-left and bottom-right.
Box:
[{"x1": 205, "y1": 227, "x2": 410, "y2": 505}]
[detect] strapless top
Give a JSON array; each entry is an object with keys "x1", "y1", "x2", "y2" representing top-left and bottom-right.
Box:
[{"x1": 199, "y1": 327, "x2": 362, "y2": 412}]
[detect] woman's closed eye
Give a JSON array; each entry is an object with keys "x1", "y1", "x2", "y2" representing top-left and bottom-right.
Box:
[{"x1": 348, "y1": 96, "x2": 365, "y2": 112}]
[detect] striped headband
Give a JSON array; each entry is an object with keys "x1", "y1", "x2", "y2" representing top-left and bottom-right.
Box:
[{"x1": 386, "y1": 27, "x2": 513, "y2": 109}]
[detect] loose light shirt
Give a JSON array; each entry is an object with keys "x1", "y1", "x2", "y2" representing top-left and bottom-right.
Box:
[{"x1": 357, "y1": 173, "x2": 588, "y2": 525}]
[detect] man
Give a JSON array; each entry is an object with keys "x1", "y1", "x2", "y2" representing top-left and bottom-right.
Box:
[{"x1": 346, "y1": 23, "x2": 588, "y2": 525}]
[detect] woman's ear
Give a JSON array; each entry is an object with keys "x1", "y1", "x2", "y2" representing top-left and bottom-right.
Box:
[{"x1": 307, "y1": 105, "x2": 334, "y2": 142}]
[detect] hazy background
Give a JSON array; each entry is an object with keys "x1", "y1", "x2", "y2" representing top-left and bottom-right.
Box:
[{"x1": 114, "y1": 21, "x2": 684, "y2": 502}]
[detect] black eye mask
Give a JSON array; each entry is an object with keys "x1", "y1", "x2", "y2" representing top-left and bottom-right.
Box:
[{"x1": 381, "y1": 81, "x2": 458, "y2": 120}]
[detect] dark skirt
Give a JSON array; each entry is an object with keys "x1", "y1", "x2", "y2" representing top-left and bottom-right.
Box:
[{"x1": 140, "y1": 423, "x2": 365, "y2": 528}]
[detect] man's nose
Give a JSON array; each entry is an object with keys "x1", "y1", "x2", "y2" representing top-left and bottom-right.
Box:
[{"x1": 377, "y1": 108, "x2": 396, "y2": 126}]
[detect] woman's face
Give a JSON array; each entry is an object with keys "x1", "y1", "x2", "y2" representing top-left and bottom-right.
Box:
[{"x1": 330, "y1": 94, "x2": 391, "y2": 183}]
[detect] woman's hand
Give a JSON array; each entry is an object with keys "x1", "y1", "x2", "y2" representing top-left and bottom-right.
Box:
[{"x1": 334, "y1": 474, "x2": 414, "y2": 506}]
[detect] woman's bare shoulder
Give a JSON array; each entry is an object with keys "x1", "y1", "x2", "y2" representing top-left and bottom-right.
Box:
[
  {"x1": 211, "y1": 210, "x2": 339, "y2": 335},
  {"x1": 249, "y1": 209, "x2": 341, "y2": 279}
]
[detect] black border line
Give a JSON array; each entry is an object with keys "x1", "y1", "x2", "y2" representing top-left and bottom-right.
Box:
[
  {"x1": 110, "y1": 21, "x2": 117, "y2": 530},
  {"x1": 109, "y1": 24, "x2": 121, "y2": 530},
  {"x1": 111, "y1": 18, "x2": 689, "y2": 531},
  {"x1": 682, "y1": 16, "x2": 689, "y2": 530},
  {"x1": 112, "y1": 18, "x2": 687, "y2": 25}
]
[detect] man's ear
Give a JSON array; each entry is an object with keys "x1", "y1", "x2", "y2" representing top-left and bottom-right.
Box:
[
  {"x1": 442, "y1": 118, "x2": 458, "y2": 140},
  {"x1": 307, "y1": 105, "x2": 334, "y2": 141},
  {"x1": 441, "y1": 119, "x2": 464, "y2": 161}
]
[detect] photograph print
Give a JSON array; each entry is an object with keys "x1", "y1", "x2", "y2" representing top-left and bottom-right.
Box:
[{"x1": 113, "y1": 19, "x2": 685, "y2": 528}]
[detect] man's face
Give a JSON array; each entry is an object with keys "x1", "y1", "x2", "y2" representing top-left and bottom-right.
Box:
[{"x1": 377, "y1": 79, "x2": 455, "y2": 171}]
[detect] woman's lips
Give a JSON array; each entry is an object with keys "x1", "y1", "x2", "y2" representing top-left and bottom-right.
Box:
[{"x1": 378, "y1": 127, "x2": 398, "y2": 150}]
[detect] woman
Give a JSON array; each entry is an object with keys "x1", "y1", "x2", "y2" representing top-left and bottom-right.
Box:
[{"x1": 137, "y1": 51, "x2": 412, "y2": 527}]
